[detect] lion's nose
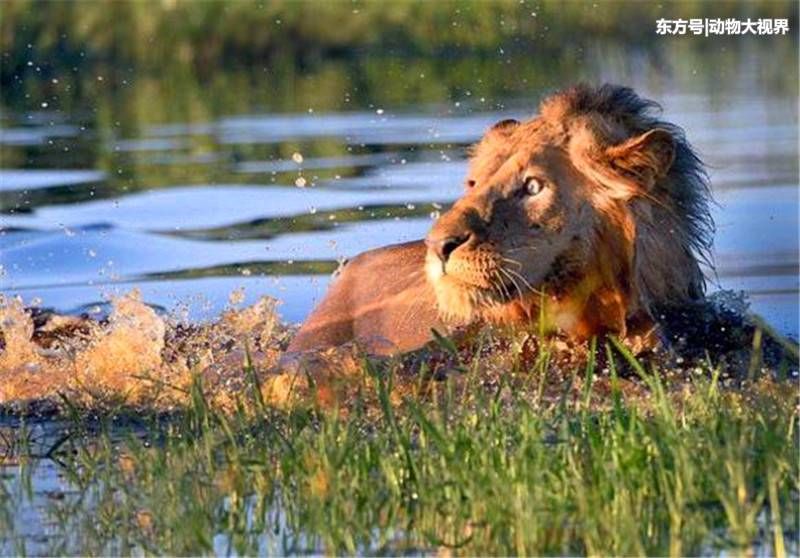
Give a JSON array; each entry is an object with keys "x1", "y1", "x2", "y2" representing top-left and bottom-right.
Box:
[{"x1": 426, "y1": 234, "x2": 470, "y2": 263}]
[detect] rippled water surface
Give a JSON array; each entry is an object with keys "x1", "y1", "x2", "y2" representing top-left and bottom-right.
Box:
[{"x1": 1, "y1": 48, "x2": 798, "y2": 337}]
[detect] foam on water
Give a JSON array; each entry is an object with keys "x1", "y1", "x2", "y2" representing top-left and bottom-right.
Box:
[{"x1": 0, "y1": 290, "x2": 289, "y2": 413}]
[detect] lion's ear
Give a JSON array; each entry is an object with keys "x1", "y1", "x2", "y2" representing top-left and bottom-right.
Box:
[
  {"x1": 489, "y1": 118, "x2": 519, "y2": 135},
  {"x1": 470, "y1": 118, "x2": 519, "y2": 158},
  {"x1": 605, "y1": 128, "x2": 675, "y2": 189}
]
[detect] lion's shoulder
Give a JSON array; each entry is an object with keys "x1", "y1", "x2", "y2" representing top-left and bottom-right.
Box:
[{"x1": 288, "y1": 240, "x2": 440, "y2": 355}]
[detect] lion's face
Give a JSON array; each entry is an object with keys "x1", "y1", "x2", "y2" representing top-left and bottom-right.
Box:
[
  {"x1": 424, "y1": 87, "x2": 706, "y2": 339},
  {"x1": 425, "y1": 121, "x2": 595, "y2": 323}
]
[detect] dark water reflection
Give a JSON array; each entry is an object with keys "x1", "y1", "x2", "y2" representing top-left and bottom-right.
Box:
[{"x1": 1, "y1": 44, "x2": 798, "y2": 336}]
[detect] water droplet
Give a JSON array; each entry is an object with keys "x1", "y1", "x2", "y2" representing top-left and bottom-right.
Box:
[
  {"x1": 376, "y1": 108, "x2": 384, "y2": 115},
  {"x1": 40, "y1": 102, "x2": 48, "y2": 108},
  {"x1": 295, "y1": 176, "x2": 307, "y2": 188},
  {"x1": 228, "y1": 287, "x2": 246, "y2": 306},
  {"x1": 292, "y1": 152, "x2": 304, "y2": 164}
]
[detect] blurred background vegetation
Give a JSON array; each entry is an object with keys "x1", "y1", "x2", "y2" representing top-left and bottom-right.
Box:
[
  {"x1": 2, "y1": 0, "x2": 796, "y2": 107},
  {"x1": 0, "y1": 0, "x2": 796, "y2": 187},
  {"x1": 2, "y1": 1, "x2": 796, "y2": 72}
]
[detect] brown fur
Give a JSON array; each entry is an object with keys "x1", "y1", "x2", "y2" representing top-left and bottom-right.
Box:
[
  {"x1": 288, "y1": 241, "x2": 444, "y2": 354},
  {"x1": 288, "y1": 84, "x2": 713, "y2": 355}
]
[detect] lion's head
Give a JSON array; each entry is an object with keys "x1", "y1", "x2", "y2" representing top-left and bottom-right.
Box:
[{"x1": 425, "y1": 84, "x2": 713, "y2": 339}]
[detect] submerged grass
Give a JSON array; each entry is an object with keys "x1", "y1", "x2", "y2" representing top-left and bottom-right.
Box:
[{"x1": 2, "y1": 343, "x2": 797, "y2": 556}]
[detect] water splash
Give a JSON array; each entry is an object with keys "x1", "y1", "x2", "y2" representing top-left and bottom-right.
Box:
[
  {"x1": 0, "y1": 295, "x2": 39, "y2": 373},
  {"x1": 73, "y1": 290, "x2": 168, "y2": 405},
  {"x1": 0, "y1": 290, "x2": 795, "y2": 416},
  {"x1": 0, "y1": 290, "x2": 289, "y2": 414}
]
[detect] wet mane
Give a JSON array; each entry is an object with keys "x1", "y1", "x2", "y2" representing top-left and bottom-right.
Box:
[{"x1": 539, "y1": 83, "x2": 715, "y2": 310}]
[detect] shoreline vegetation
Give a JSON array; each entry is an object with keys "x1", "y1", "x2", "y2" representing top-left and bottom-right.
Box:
[
  {"x1": 0, "y1": 291, "x2": 798, "y2": 555},
  {"x1": 3, "y1": 1, "x2": 795, "y2": 73},
  {"x1": 2, "y1": 1, "x2": 797, "y2": 113}
]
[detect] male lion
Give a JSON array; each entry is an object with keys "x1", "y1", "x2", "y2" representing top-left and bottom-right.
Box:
[{"x1": 288, "y1": 84, "x2": 713, "y2": 355}]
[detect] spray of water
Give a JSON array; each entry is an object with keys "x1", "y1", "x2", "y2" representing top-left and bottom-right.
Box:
[{"x1": 0, "y1": 290, "x2": 290, "y2": 413}]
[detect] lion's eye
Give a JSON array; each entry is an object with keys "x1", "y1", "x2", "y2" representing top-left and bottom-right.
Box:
[
  {"x1": 523, "y1": 176, "x2": 545, "y2": 196},
  {"x1": 466, "y1": 179, "x2": 476, "y2": 189}
]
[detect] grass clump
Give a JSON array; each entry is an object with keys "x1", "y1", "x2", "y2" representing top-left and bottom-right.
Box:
[{"x1": 2, "y1": 346, "x2": 797, "y2": 556}]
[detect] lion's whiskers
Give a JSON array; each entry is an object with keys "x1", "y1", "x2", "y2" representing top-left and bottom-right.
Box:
[
  {"x1": 500, "y1": 256, "x2": 544, "y2": 294},
  {"x1": 500, "y1": 256, "x2": 523, "y2": 270},
  {"x1": 500, "y1": 265, "x2": 543, "y2": 298},
  {"x1": 499, "y1": 269, "x2": 521, "y2": 298},
  {"x1": 499, "y1": 256, "x2": 538, "y2": 296},
  {"x1": 486, "y1": 272, "x2": 502, "y2": 300},
  {"x1": 491, "y1": 270, "x2": 513, "y2": 302},
  {"x1": 499, "y1": 256, "x2": 534, "y2": 290},
  {"x1": 497, "y1": 267, "x2": 528, "y2": 300},
  {"x1": 506, "y1": 268, "x2": 537, "y2": 294}
]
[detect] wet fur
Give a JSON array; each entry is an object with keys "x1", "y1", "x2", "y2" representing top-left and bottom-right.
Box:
[{"x1": 289, "y1": 84, "x2": 714, "y2": 355}]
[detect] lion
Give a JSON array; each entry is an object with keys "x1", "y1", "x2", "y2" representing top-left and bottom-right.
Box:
[{"x1": 287, "y1": 84, "x2": 713, "y2": 356}]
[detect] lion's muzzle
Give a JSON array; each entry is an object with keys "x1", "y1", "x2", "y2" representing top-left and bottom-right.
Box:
[
  {"x1": 425, "y1": 199, "x2": 490, "y2": 266},
  {"x1": 425, "y1": 234, "x2": 470, "y2": 266}
]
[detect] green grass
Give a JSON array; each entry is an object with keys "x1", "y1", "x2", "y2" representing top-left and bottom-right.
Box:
[{"x1": 2, "y1": 345, "x2": 797, "y2": 556}]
